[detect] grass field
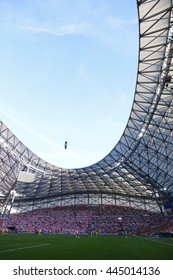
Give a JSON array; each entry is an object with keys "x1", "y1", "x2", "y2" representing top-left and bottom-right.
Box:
[{"x1": 0, "y1": 234, "x2": 173, "y2": 260}]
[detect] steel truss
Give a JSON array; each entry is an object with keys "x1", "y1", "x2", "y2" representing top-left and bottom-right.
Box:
[{"x1": 1, "y1": 0, "x2": 173, "y2": 214}]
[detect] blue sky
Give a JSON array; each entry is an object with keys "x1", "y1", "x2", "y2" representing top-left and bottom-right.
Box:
[{"x1": 0, "y1": 0, "x2": 138, "y2": 169}]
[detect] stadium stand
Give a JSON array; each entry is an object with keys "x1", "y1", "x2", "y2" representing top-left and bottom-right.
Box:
[
  {"x1": 0, "y1": 1, "x2": 173, "y2": 237},
  {"x1": 1, "y1": 205, "x2": 172, "y2": 236}
]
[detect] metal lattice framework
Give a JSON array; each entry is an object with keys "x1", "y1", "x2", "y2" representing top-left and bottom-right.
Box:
[{"x1": 1, "y1": 0, "x2": 173, "y2": 214}]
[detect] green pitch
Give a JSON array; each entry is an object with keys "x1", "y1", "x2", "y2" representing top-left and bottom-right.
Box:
[{"x1": 0, "y1": 234, "x2": 173, "y2": 260}]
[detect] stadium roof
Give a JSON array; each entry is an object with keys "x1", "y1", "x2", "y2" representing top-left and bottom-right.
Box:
[{"x1": 1, "y1": 0, "x2": 173, "y2": 213}]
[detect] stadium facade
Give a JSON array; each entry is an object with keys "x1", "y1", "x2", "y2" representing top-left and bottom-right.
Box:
[{"x1": 1, "y1": 0, "x2": 173, "y2": 215}]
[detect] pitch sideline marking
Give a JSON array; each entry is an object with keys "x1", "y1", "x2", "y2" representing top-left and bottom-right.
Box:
[
  {"x1": 0, "y1": 243, "x2": 50, "y2": 254},
  {"x1": 138, "y1": 236, "x2": 173, "y2": 247}
]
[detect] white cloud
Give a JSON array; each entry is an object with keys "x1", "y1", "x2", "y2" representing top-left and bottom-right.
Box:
[
  {"x1": 0, "y1": 0, "x2": 137, "y2": 49},
  {"x1": 0, "y1": 107, "x2": 92, "y2": 168},
  {"x1": 0, "y1": 107, "x2": 62, "y2": 150},
  {"x1": 22, "y1": 22, "x2": 88, "y2": 37}
]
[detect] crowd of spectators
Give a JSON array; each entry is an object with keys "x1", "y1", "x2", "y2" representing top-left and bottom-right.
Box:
[{"x1": 0, "y1": 204, "x2": 172, "y2": 235}]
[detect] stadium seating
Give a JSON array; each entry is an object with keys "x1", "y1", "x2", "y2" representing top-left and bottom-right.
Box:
[{"x1": 1, "y1": 205, "x2": 173, "y2": 235}]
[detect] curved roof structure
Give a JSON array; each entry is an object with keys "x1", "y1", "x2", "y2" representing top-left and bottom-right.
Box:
[{"x1": 1, "y1": 0, "x2": 173, "y2": 214}]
